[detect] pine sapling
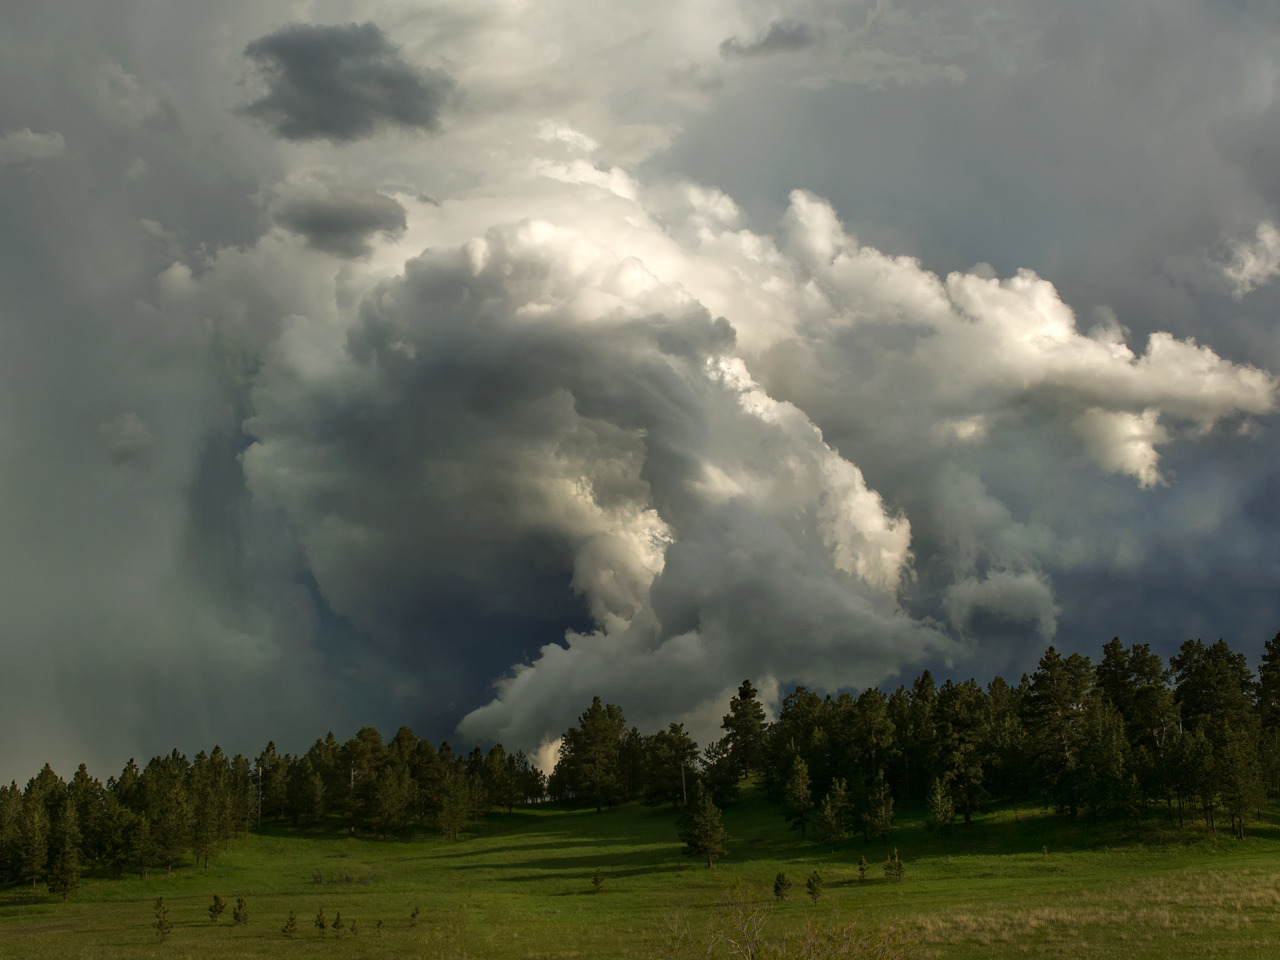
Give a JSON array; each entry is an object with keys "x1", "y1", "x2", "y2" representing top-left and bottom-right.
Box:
[
  {"x1": 883, "y1": 848, "x2": 906, "y2": 883},
  {"x1": 592, "y1": 867, "x2": 605, "y2": 894},
  {"x1": 233, "y1": 896, "x2": 249, "y2": 926},
  {"x1": 282, "y1": 910, "x2": 298, "y2": 937},
  {"x1": 315, "y1": 907, "x2": 327, "y2": 938},
  {"x1": 209, "y1": 894, "x2": 226, "y2": 922},
  {"x1": 806, "y1": 870, "x2": 823, "y2": 906},
  {"x1": 332, "y1": 910, "x2": 345, "y2": 940},
  {"x1": 154, "y1": 897, "x2": 171, "y2": 942},
  {"x1": 857, "y1": 854, "x2": 869, "y2": 883},
  {"x1": 773, "y1": 871, "x2": 792, "y2": 901},
  {"x1": 409, "y1": 905, "x2": 421, "y2": 927}
]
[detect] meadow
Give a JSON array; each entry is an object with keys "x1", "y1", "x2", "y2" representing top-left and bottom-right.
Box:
[{"x1": 4, "y1": 785, "x2": 1280, "y2": 959}]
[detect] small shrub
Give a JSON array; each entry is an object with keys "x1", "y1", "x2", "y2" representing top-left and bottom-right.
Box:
[
  {"x1": 233, "y1": 896, "x2": 248, "y2": 926},
  {"x1": 332, "y1": 911, "x2": 345, "y2": 940},
  {"x1": 410, "y1": 905, "x2": 421, "y2": 927},
  {"x1": 377, "y1": 919, "x2": 384, "y2": 936},
  {"x1": 209, "y1": 894, "x2": 226, "y2": 922},
  {"x1": 592, "y1": 868, "x2": 605, "y2": 894},
  {"x1": 315, "y1": 907, "x2": 327, "y2": 938},
  {"x1": 773, "y1": 871, "x2": 792, "y2": 901},
  {"x1": 806, "y1": 870, "x2": 823, "y2": 906},
  {"x1": 282, "y1": 910, "x2": 298, "y2": 937},
  {"x1": 858, "y1": 854, "x2": 869, "y2": 883}
]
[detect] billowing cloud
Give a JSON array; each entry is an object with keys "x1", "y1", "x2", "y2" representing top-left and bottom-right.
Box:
[
  {"x1": 241, "y1": 22, "x2": 454, "y2": 142},
  {"x1": 273, "y1": 179, "x2": 407, "y2": 257},
  {"x1": 4, "y1": 0, "x2": 1280, "y2": 780},
  {"x1": 1222, "y1": 222, "x2": 1280, "y2": 299}
]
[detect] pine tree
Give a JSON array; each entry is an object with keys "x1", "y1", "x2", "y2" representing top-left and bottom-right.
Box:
[
  {"x1": 773, "y1": 871, "x2": 792, "y2": 901},
  {"x1": 860, "y1": 769, "x2": 894, "y2": 840},
  {"x1": 721, "y1": 679, "x2": 767, "y2": 777},
  {"x1": 233, "y1": 896, "x2": 248, "y2": 926},
  {"x1": 315, "y1": 907, "x2": 327, "y2": 937},
  {"x1": 409, "y1": 906, "x2": 420, "y2": 927},
  {"x1": 678, "y1": 783, "x2": 730, "y2": 868},
  {"x1": 883, "y1": 848, "x2": 906, "y2": 883},
  {"x1": 925, "y1": 777, "x2": 955, "y2": 834},
  {"x1": 783, "y1": 756, "x2": 814, "y2": 839},
  {"x1": 815, "y1": 778, "x2": 850, "y2": 851},
  {"x1": 209, "y1": 894, "x2": 226, "y2": 922},
  {"x1": 46, "y1": 798, "x2": 81, "y2": 902},
  {"x1": 131, "y1": 814, "x2": 156, "y2": 879},
  {"x1": 154, "y1": 897, "x2": 171, "y2": 942},
  {"x1": 19, "y1": 802, "x2": 48, "y2": 889},
  {"x1": 592, "y1": 867, "x2": 605, "y2": 893},
  {"x1": 332, "y1": 910, "x2": 345, "y2": 939},
  {"x1": 857, "y1": 854, "x2": 869, "y2": 883},
  {"x1": 282, "y1": 909, "x2": 298, "y2": 937},
  {"x1": 805, "y1": 870, "x2": 823, "y2": 905}
]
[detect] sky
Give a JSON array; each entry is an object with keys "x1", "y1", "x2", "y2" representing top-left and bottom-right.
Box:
[{"x1": 3, "y1": 0, "x2": 1280, "y2": 783}]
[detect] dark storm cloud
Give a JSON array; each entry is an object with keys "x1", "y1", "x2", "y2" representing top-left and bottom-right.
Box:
[
  {"x1": 274, "y1": 184, "x2": 407, "y2": 257},
  {"x1": 720, "y1": 20, "x2": 822, "y2": 59},
  {"x1": 241, "y1": 22, "x2": 453, "y2": 142}
]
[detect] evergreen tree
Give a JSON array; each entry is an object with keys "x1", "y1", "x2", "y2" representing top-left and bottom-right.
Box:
[
  {"x1": 773, "y1": 871, "x2": 792, "y2": 901},
  {"x1": 332, "y1": 910, "x2": 345, "y2": 939},
  {"x1": 233, "y1": 896, "x2": 248, "y2": 926},
  {"x1": 805, "y1": 870, "x2": 823, "y2": 905},
  {"x1": 209, "y1": 894, "x2": 226, "y2": 922},
  {"x1": 19, "y1": 801, "x2": 48, "y2": 889},
  {"x1": 555, "y1": 697, "x2": 627, "y2": 811},
  {"x1": 782, "y1": 756, "x2": 814, "y2": 839},
  {"x1": 154, "y1": 897, "x2": 171, "y2": 942},
  {"x1": 924, "y1": 777, "x2": 954, "y2": 834},
  {"x1": 721, "y1": 679, "x2": 767, "y2": 777},
  {"x1": 815, "y1": 777, "x2": 850, "y2": 851},
  {"x1": 644, "y1": 723, "x2": 699, "y2": 808},
  {"x1": 130, "y1": 814, "x2": 157, "y2": 879},
  {"x1": 315, "y1": 907, "x2": 327, "y2": 937},
  {"x1": 883, "y1": 848, "x2": 906, "y2": 883},
  {"x1": 700, "y1": 736, "x2": 741, "y2": 807},
  {"x1": 677, "y1": 783, "x2": 729, "y2": 868},
  {"x1": 47, "y1": 797, "x2": 81, "y2": 902},
  {"x1": 282, "y1": 910, "x2": 298, "y2": 937},
  {"x1": 857, "y1": 854, "x2": 869, "y2": 883},
  {"x1": 860, "y1": 769, "x2": 895, "y2": 840},
  {"x1": 1259, "y1": 632, "x2": 1280, "y2": 733}
]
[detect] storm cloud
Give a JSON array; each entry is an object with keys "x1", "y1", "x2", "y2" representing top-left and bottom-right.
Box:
[
  {"x1": 273, "y1": 180, "x2": 407, "y2": 257},
  {"x1": 241, "y1": 22, "x2": 453, "y2": 142},
  {"x1": 3, "y1": 0, "x2": 1280, "y2": 781}
]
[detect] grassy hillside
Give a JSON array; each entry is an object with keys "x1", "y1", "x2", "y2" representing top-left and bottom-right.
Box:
[{"x1": 4, "y1": 786, "x2": 1280, "y2": 958}]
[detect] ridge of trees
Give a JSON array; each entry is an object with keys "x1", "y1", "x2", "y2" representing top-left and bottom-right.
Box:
[{"x1": 5, "y1": 633, "x2": 1280, "y2": 895}]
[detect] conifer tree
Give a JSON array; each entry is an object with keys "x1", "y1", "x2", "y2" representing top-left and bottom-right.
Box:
[
  {"x1": 282, "y1": 910, "x2": 298, "y2": 937},
  {"x1": 815, "y1": 777, "x2": 850, "y2": 851},
  {"x1": 47, "y1": 798, "x2": 81, "y2": 902},
  {"x1": 233, "y1": 896, "x2": 248, "y2": 926},
  {"x1": 805, "y1": 870, "x2": 823, "y2": 905},
  {"x1": 315, "y1": 907, "x2": 327, "y2": 937},
  {"x1": 332, "y1": 910, "x2": 345, "y2": 939},
  {"x1": 19, "y1": 802, "x2": 48, "y2": 889},
  {"x1": 883, "y1": 848, "x2": 906, "y2": 883},
  {"x1": 925, "y1": 777, "x2": 954, "y2": 834},
  {"x1": 154, "y1": 897, "x2": 171, "y2": 942},
  {"x1": 677, "y1": 783, "x2": 730, "y2": 868},
  {"x1": 783, "y1": 756, "x2": 814, "y2": 839},
  {"x1": 209, "y1": 894, "x2": 226, "y2": 922},
  {"x1": 773, "y1": 871, "x2": 791, "y2": 901},
  {"x1": 721, "y1": 679, "x2": 767, "y2": 777},
  {"x1": 857, "y1": 854, "x2": 869, "y2": 883}
]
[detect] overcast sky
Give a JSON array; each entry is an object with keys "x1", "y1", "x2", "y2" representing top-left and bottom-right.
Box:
[{"x1": 3, "y1": 0, "x2": 1280, "y2": 783}]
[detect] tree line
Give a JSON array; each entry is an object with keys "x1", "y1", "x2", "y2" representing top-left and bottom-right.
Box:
[
  {"x1": 547, "y1": 634, "x2": 1280, "y2": 854},
  {"x1": 0, "y1": 727, "x2": 545, "y2": 896},
  {"x1": 5, "y1": 632, "x2": 1280, "y2": 896}
]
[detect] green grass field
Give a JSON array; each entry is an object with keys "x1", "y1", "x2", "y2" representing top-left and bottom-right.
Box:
[{"x1": 5, "y1": 787, "x2": 1280, "y2": 959}]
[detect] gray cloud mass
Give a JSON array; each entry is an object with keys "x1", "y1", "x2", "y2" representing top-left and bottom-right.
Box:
[
  {"x1": 241, "y1": 22, "x2": 453, "y2": 142},
  {"x1": 2, "y1": 0, "x2": 1280, "y2": 781},
  {"x1": 273, "y1": 182, "x2": 407, "y2": 257}
]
